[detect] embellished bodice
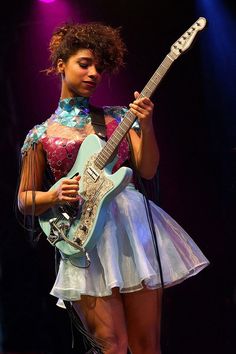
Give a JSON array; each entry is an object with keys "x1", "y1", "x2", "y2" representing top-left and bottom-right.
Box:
[
  {"x1": 40, "y1": 120, "x2": 130, "y2": 180},
  {"x1": 21, "y1": 97, "x2": 138, "y2": 181}
]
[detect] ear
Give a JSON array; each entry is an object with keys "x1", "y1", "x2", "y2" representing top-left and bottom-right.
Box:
[{"x1": 57, "y1": 59, "x2": 65, "y2": 74}]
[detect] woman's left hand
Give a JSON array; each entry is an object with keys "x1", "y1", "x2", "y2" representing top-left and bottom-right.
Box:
[{"x1": 129, "y1": 91, "x2": 154, "y2": 131}]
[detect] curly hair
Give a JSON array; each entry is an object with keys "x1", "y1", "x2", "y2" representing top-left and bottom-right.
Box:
[{"x1": 45, "y1": 22, "x2": 127, "y2": 75}]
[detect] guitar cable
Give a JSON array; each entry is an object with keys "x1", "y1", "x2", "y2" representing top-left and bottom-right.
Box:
[
  {"x1": 54, "y1": 249, "x2": 104, "y2": 353},
  {"x1": 127, "y1": 130, "x2": 168, "y2": 352},
  {"x1": 126, "y1": 131, "x2": 164, "y2": 288}
]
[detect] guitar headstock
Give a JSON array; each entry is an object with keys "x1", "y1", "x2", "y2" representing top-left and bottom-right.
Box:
[{"x1": 170, "y1": 17, "x2": 207, "y2": 59}]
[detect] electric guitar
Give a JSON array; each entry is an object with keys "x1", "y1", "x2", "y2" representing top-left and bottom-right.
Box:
[{"x1": 39, "y1": 17, "x2": 207, "y2": 267}]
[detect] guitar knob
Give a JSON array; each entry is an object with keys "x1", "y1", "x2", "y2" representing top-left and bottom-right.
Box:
[
  {"x1": 73, "y1": 237, "x2": 82, "y2": 245},
  {"x1": 86, "y1": 207, "x2": 93, "y2": 216},
  {"x1": 79, "y1": 224, "x2": 88, "y2": 232}
]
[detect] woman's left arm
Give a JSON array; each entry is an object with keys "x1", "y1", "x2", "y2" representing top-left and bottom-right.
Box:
[{"x1": 128, "y1": 91, "x2": 160, "y2": 179}]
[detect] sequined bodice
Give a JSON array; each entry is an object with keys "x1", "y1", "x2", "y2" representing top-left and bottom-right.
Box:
[
  {"x1": 41, "y1": 136, "x2": 80, "y2": 181},
  {"x1": 41, "y1": 120, "x2": 130, "y2": 181},
  {"x1": 21, "y1": 97, "x2": 134, "y2": 181}
]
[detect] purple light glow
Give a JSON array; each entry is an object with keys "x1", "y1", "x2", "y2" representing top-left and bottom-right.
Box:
[
  {"x1": 39, "y1": 0, "x2": 56, "y2": 3},
  {"x1": 20, "y1": 0, "x2": 127, "y2": 115}
]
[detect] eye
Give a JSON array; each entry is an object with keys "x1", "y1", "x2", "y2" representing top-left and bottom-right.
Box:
[{"x1": 79, "y1": 62, "x2": 88, "y2": 69}]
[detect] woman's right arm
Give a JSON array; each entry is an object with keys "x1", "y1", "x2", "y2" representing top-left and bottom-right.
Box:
[{"x1": 18, "y1": 143, "x2": 80, "y2": 216}]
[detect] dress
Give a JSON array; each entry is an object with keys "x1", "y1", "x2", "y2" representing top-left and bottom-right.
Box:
[{"x1": 21, "y1": 96, "x2": 209, "y2": 303}]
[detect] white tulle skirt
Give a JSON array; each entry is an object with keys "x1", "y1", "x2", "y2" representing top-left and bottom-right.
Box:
[{"x1": 50, "y1": 184, "x2": 209, "y2": 303}]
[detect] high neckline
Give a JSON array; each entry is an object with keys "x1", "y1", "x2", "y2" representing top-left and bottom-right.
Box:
[
  {"x1": 59, "y1": 97, "x2": 89, "y2": 112},
  {"x1": 54, "y1": 97, "x2": 91, "y2": 129}
]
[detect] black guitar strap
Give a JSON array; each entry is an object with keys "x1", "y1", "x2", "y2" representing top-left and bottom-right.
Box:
[{"x1": 89, "y1": 104, "x2": 107, "y2": 141}]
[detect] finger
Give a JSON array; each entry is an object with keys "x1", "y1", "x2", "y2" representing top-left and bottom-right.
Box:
[
  {"x1": 62, "y1": 179, "x2": 80, "y2": 186},
  {"x1": 142, "y1": 97, "x2": 150, "y2": 105},
  {"x1": 134, "y1": 91, "x2": 140, "y2": 99},
  {"x1": 71, "y1": 174, "x2": 81, "y2": 182},
  {"x1": 132, "y1": 97, "x2": 149, "y2": 108},
  {"x1": 62, "y1": 188, "x2": 81, "y2": 197},
  {"x1": 63, "y1": 176, "x2": 80, "y2": 182},
  {"x1": 129, "y1": 102, "x2": 145, "y2": 113},
  {"x1": 62, "y1": 186, "x2": 79, "y2": 193},
  {"x1": 63, "y1": 195, "x2": 81, "y2": 202},
  {"x1": 137, "y1": 96, "x2": 152, "y2": 106}
]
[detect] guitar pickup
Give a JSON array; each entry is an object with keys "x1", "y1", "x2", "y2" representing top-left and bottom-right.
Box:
[
  {"x1": 62, "y1": 212, "x2": 70, "y2": 220},
  {"x1": 86, "y1": 166, "x2": 100, "y2": 182}
]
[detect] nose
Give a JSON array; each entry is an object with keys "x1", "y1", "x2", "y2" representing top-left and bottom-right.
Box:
[{"x1": 88, "y1": 65, "x2": 99, "y2": 78}]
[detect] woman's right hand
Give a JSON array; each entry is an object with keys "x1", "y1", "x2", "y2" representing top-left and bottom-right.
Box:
[{"x1": 54, "y1": 175, "x2": 81, "y2": 204}]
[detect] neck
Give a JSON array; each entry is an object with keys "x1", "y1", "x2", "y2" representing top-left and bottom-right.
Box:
[{"x1": 60, "y1": 82, "x2": 90, "y2": 100}]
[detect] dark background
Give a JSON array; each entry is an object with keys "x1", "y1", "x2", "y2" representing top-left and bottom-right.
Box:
[{"x1": 0, "y1": 0, "x2": 236, "y2": 353}]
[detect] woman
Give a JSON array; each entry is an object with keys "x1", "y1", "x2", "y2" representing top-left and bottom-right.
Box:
[{"x1": 17, "y1": 22, "x2": 209, "y2": 354}]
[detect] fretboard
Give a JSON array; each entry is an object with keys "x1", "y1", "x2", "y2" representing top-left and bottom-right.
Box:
[{"x1": 95, "y1": 53, "x2": 175, "y2": 170}]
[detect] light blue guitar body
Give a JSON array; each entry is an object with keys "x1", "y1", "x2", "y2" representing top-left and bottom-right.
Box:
[{"x1": 39, "y1": 134, "x2": 133, "y2": 267}]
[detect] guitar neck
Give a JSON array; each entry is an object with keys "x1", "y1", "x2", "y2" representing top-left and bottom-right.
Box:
[
  {"x1": 140, "y1": 54, "x2": 174, "y2": 99},
  {"x1": 95, "y1": 53, "x2": 175, "y2": 170}
]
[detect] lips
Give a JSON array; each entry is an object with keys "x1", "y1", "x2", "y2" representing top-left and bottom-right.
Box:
[{"x1": 83, "y1": 81, "x2": 96, "y2": 88}]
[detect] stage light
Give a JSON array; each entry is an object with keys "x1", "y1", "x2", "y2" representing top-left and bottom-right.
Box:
[
  {"x1": 39, "y1": 0, "x2": 56, "y2": 3},
  {"x1": 195, "y1": 0, "x2": 236, "y2": 145}
]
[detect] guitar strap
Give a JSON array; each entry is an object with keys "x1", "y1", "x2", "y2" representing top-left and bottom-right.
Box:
[{"x1": 89, "y1": 104, "x2": 107, "y2": 141}]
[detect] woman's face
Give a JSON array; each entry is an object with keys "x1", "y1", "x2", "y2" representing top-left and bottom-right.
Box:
[{"x1": 58, "y1": 49, "x2": 103, "y2": 98}]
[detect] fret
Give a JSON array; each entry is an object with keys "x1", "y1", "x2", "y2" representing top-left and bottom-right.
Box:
[
  {"x1": 98, "y1": 153, "x2": 106, "y2": 161},
  {"x1": 144, "y1": 85, "x2": 153, "y2": 92},
  {"x1": 160, "y1": 63, "x2": 168, "y2": 70},
  {"x1": 114, "y1": 130, "x2": 124, "y2": 139},
  {"x1": 121, "y1": 121, "x2": 130, "y2": 129},
  {"x1": 104, "y1": 145, "x2": 113, "y2": 154},
  {"x1": 154, "y1": 71, "x2": 162, "y2": 78},
  {"x1": 110, "y1": 135, "x2": 120, "y2": 145},
  {"x1": 95, "y1": 157, "x2": 105, "y2": 169},
  {"x1": 167, "y1": 54, "x2": 175, "y2": 62}
]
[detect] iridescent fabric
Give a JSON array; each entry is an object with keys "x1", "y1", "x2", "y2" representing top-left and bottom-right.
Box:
[
  {"x1": 52, "y1": 185, "x2": 209, "y2": 305},
  {"x1": 19, "y1": 97, "x2": 209, "y2": 305},
  {"x1": 21, "y1": 98, "x2": 131, "y2": 181}
]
